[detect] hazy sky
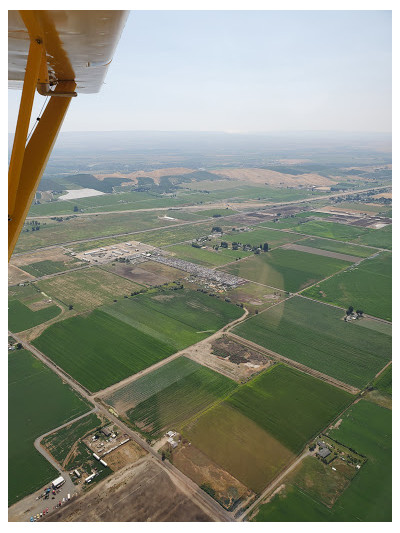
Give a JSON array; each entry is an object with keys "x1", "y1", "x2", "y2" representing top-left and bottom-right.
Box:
[{"x1": 8, "y1": 10, "x2": 392, "y2": 133}]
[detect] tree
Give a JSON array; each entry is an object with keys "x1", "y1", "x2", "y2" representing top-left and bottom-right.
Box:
[
  {"x1": 16, "y1": 343, "x2": 22, "y2": 350},
  {"x1": 212, "y1": 226, "x2": 222, "y2": 233},
  {"x1": 73, "y1": 205, "x2": 79, "y2": 212},
  {"x1": 356, "y1": 309, "x2": 364, "y2": 317},
  {"x1": 346, "y1": 306, "x2": 354, "y2": 316},
  {"x1": 220, "y1": 241, "x2": 228, "y2": 248},
  {"x1": 68, "y1": 305, "x2": 73, "y2": 310},
  {"x1": 263, "y1": 242, "x2": 269, "y2": 252}
]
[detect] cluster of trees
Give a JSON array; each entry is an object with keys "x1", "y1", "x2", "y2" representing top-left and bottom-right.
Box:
[{"x1": 345, "y1": 306, "x2": 364, "y2": 320}]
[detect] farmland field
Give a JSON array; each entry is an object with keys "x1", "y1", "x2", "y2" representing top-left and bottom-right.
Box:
[
  {"x1": 373, "y1": 364, "x2": 392, "y2": 396},
  {"x1": 297, "y1": 237, "x2": 378, "y2": 258},
  {"x1": 351, "y1": 224, "x2": 392, "y2": 250},
  {"x1": 167, "y1": 243, "x2": 252, "y2": 267},
  {"x1": 226, "y1": 364, "x2": 352, "y2": 453},
  {"x1": 253, "y1": 401, "x2": 391, "y2": 522},
  {"x1": 15, "y1": 210, "x2": 188, "y2": 253},
  {"x1": 183, "y1": 402, "x2": 294, "y2": 493},
  {"x1": 289, "y1": 220, "x2": 370, "y2": 241},
  {"x1": 110, "y1": 357, "x2": 238, "y2": 438},
  {"x1": 302, "y1": 252, "x2": 392, "y2": 321},
  {"x1": 8, "y1": 284, "x2": 62, "y2": 332},
  {"x1": 32, "y1": 289, "x2": 243, "y2": 392},
  {"x1": 36, "y1": 267, "x2": 143, "y2": 311},
  {"x1": 41, "y1": 413, "x2": 103, "y2": 466},
  {"x1": 17, "y1": 259, "x2": 82, "y2": 277},
  {"x1": 221, "y1": 248, "x2": 351, "y2": 292},
  {"x1": 224, "y1": 227, "x2": 304, "y2": 248},
  {"x1": 8, "y1": 349, "x2": 90, "y2": 506},
  {"x1": 233, "y1": 296, "x2": 391, "y2": 388}
]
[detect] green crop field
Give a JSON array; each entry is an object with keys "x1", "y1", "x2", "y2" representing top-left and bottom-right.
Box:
[
  {"x1": 168, "y1": 244, "x2": 252, "y2": 267},
  {"x1": 33, "y1": 289, "x2": 243, "y2": 392},
  {"x1": 8, "y1": 297, "x2": 61, "y2": 333},
  {"x1": 8, "y1": 349, "x2": 90, "y2": 506},
  {"x1": 253, "y1": 401, "x2": 391, "y2": 522},
  {"x1": 259, "y1": 219, "x2": 304, "y2": 230},
  {"x1": 351, "y1": 224, "x2": 392, "y2": 250},
  {"x1": 226, "y1": 364, "x2": 352, "y2": 453},
  {"x1": 222, "y1": 248, "x2": 350, "y2": 292},
  {"x1": 290, "y1": 220, "x2": 371, "y2": 241},
  {"x1": 36, "y1": 267, "x2": 143, "y2": 311},
  {"x1": 373, "y1": 364, "x2": 392, "y2": 396},
  {"x1": 183, "y1": 402, "x2": 294, "y2": 493},
  {"x1": 302, "y1": 252, "x2": 392, "y2": 321},
  {"x1": 18, "y1": 259, "x2": 82, "y2": 277},
  {"x1": 118, "y1": 357, "x2": 238, "y2": 438},
  {"x1": 233, "y1": 297, "x2": 391, "y2": 388},
  {"x1": 41, "y1": 413, "x2": 102, "y2": 466},
  {"x1": 298, "y1": 237, "x2": 378, "y2": 258},
  {"x1": 15, "y1": 210, "x2": 187, "y2": 253},
  {"x1": 224, "y1": 227, "x2": 304, "y2": 248}
]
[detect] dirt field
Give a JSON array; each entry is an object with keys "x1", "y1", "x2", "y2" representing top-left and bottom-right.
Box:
[
  {"x1": 184, "y1": 334, "x2": 272, "y2": 382},
  {"x1": 208, "y1": 168, "x2": 336, "y2": 187},
  {"x1": 44, "y1": 458, "x2": 214, "y2": 522},
  {"x1": 172, "y1": 443, "x2": 254, "y2": 510},
  {"x1": 104, "y1": 441, "x2": 147, "y2": 471},
  {"x1": 8, "y1": 264, "x2": 35, "y2": 285},
  {"x1": 105, "y1": 260, "x2": 183, "y2": 286},
  {"x1": 282, "y1": 243, "x2": 360, "y2": 263},
  {"x1": 10, "y1": 247, "x2": 72, "y2": 267}
]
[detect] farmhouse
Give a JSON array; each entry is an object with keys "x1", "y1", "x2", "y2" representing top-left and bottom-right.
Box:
[
  {"x1": 317, "y1": 447, "x2": 331, "y2": 459},
  {"x1": 167, "y1": 437, "x2": 178, "y2": 449},
  {"x1": 101, "y1": 427, "x2": 112, "y2": 437}
]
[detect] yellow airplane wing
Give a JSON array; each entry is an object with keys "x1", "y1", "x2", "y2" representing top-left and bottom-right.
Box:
[{"x1": 8, "y1": 10, "x2": 129, "y2": 260}]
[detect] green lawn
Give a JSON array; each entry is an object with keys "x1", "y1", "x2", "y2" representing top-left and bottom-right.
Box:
[
  {"x1": 226, "y1": 364, "x2": 353, "y2": 453},
  {"x1": 233, "y1": 296, "x2": 391, "y2": 389},
  {"x1": 302, "y1": 252, "x2": 392, "y2": 321},
  {"x1": 222, "y1": 248, "x2": 351, "y2": 292},
  {"x1": 33, "y1": 289, "x2": 243, "y2": 392},
  {"x1": 8, "y1": 349, "x2": 90, "y2": 506}
]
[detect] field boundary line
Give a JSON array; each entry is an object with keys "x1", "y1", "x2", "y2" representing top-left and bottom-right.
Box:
[
  {"x1": 227, "y1": 332, "x2": 360, "y2": 395},
  {"x1": 94, "y1": 307, "x2": 249, "y2": 400}
]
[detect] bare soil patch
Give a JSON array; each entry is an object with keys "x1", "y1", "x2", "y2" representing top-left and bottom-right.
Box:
[
  {"x1": 44, "y1": 458, "x2": 213, "y2": 522},
  {"x1": 104, "y1": 441, "x2": 147, "y2": 471},
  {"x1": 209, "y1": 168, "x2": 336, "y2": 187},
  {"x1": 112, "y1": 261, "x2": 183, "y2": 286},
  {"x1": 11, "y1": 247, "x2": 73, "y2": 266},
  {"x1": 95, "y1": 167, "x2": 194, "y2": 185},
  {"x1": 185, "y1": 335, "x2": 271, "y2": 382},
  {"x1": 172, "y1": 444, "x2": 254, "y2": 511},
  {"x1": 8, "y1": 265, "x2": 35, "y2": 285}
]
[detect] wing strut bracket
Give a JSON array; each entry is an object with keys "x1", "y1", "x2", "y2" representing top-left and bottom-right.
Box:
[{"x1": 8, "y1": 81, "x2": 76, "y2": 260}]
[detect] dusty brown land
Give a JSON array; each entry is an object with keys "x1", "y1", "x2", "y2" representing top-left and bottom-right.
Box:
[
  {"x1": 10, "y1": 247, "x2": 74, "y2": 267},
  {"x1": 208, "y1": 168, "x2": 336, "y2": 187},
  {"x1": 95, "y1": 167, "x2": 194, "y2": 185},
  {"x1": 103, "y1": 441, "x2": 147, "y2": 471},
  {"x1": 44, "y1": 458, "x2": 214, "y2": 522},
  {"x1": 172, "y1": 443, "x2": 254, "y2": 511},
  {"x1": 105, "y1": 260, "x2": 183, "y2": 286},
  {"x1": 8, "y1": 264, "x2": 35, "y2": 285}
]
